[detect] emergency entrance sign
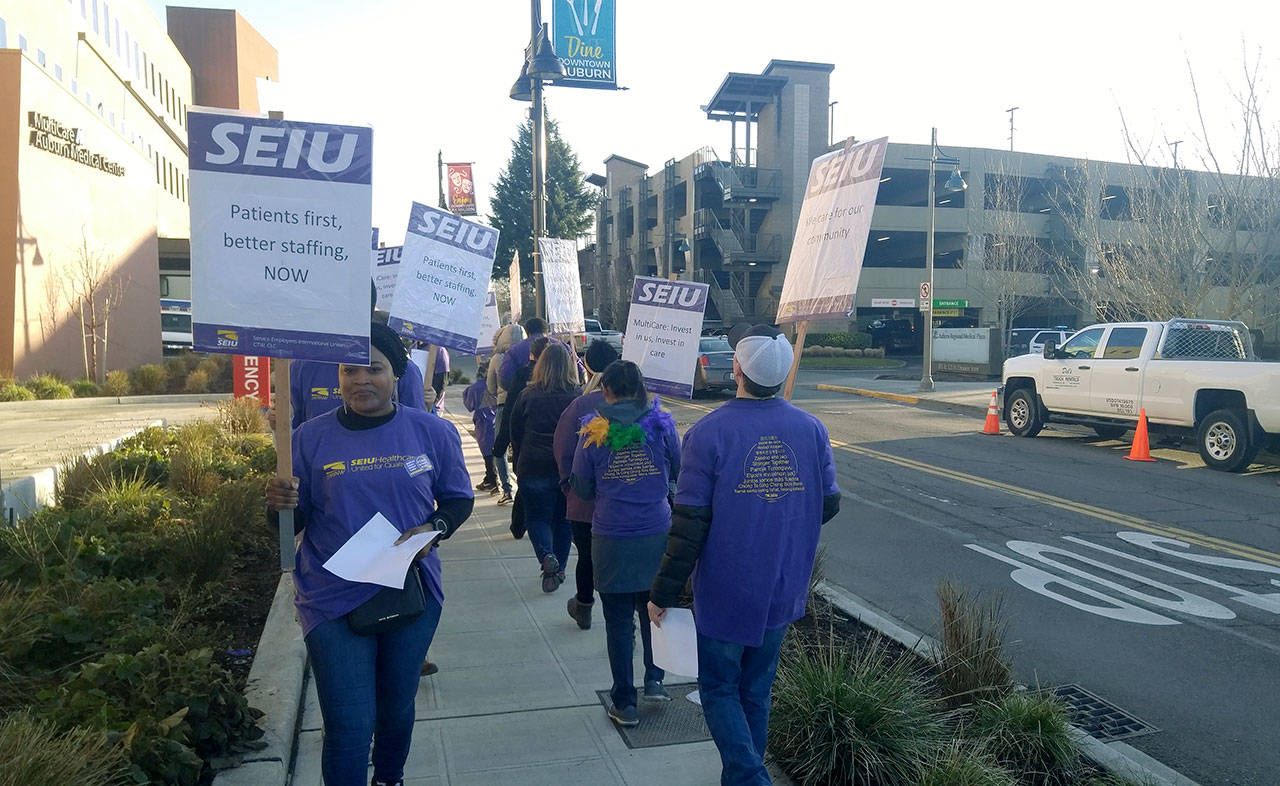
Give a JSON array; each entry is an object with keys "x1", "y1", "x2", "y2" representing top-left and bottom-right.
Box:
[{"x1": 188, "y1": 110, "x2": 373, "y2": 362}]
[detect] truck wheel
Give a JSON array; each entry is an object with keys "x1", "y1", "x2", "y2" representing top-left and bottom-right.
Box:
[
  {"x1": 1196, "y1": 408, "x2": 1258, "y2": 472},
  {"x1": 1093, "y1": 425, "x2": 1128, "y2": 440},
  {"x1": 1005, "y1": 389, "x2": 1043, "y2": 437}
]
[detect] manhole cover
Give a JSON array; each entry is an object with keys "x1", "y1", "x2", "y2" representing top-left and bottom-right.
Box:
[
  {"x1": 595, "y1": 682, "x2": 710, "y2": 748},
  {"x1": 1050, "y1": 684, "x2": 1159, "y2": 741}
]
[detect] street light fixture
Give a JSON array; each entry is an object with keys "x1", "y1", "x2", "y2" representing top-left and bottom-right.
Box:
[
  {"x1": 510, "y1": 1, "x2": 566, "y2": 321},
  {"x1": 918, "y1": 127, "x2": 966, "y2": 392}
]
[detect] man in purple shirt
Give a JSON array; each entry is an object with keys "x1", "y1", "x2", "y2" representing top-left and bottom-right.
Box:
[{"x1": 648, "y1": 324, "x2": 840, "y2": 785}]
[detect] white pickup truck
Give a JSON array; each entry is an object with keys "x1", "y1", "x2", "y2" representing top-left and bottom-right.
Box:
[
  {"x1": 570, "y1": 318, "x2": 624, "y2": 356},
  {"x1": 1002, "y1": 318, "x2": 1280, "y2": 472}
]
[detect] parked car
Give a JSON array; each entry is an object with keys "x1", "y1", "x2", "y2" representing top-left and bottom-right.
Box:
[
  {"x1": 571, "y1": 318, "x2": 624, "y2": 355},
  {"x1": 868, "y1": 318, "x2": 918, "y2": 353},
  {"x1": 1002, "y1": 318, "x2": 1280, "y2": 471},
  {"x1": 1007, "y1": 326, "x2": 1072, "y2": 357},
  {"x1": 693, "y1": 335, "x2": 735, "y2": 394}
]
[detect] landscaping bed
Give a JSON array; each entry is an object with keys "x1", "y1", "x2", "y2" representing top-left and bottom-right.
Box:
[
  {"x1": 0, "y1": 399, "x2": 278, "y2": 785},
  {"x1": 768, "y1": 571, "x2": 1148, "y2": 785}
]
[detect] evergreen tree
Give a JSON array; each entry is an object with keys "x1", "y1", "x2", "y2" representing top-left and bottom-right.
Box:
[{"x1": 488, "y1": 116, "x2": 598, "y2": 281}]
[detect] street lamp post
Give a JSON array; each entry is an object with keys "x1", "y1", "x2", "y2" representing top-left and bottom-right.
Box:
[
  {"x1": 510, "y1": 1, "x2": 565, "y2": 322},
  {"x1": 918, "y1": 127, "x2": 966, "y2": 393}
]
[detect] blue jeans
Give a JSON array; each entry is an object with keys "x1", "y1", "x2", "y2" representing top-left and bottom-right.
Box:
[
  {"x1": 697, "y1": 625, "x2": 788, "y2": 786},
  {"x1": 520, "y1": 475, "x2": 571, "y2": 570},
  {"x1": 305, "y1": 594, "x2": 442, "y2": 786},
  {"x1": 600, "y1": 591, "x2": 663, "y2": 709},
  {"x1": 492, "y1": 450, "x2": 511, "y2": 493}
]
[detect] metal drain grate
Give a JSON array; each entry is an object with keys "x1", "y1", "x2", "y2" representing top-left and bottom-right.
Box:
[
  {"x1": 596, "y1": 683, "x2": 710, "y2": 748},
  {"x1": 1050, "y1": 684, "x2": 1159, "y2": 742}
]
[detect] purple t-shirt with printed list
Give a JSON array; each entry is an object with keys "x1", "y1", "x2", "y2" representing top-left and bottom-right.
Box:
[
  {"x1": 675, "y1": 397, "x2": 838, "y2": 647},
  {"x1": 291, "y1": 406, "x2": 473, "y2": 635},
  {"x1": 572, "y1": 414, "x2": 680, "y2": 538}
]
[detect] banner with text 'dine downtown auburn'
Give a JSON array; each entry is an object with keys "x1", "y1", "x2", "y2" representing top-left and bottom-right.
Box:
[{"x1": 188, "y1": 109, "x2": 373, "y2": 363}]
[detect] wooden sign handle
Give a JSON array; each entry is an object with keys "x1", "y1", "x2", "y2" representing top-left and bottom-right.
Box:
[
  {"x1": 272, "y1": 357, "x2": 296, "y2": 571},
  {"x1": 783, "y1": 321, "x2": 808, "y2": 401}
]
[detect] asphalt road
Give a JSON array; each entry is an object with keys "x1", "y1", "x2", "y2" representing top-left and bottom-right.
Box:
[{"x1": 668, "y1": 382, "x2": 1279, "y2": 786}]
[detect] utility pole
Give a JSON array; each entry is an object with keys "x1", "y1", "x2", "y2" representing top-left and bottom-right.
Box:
[
  {"x1": 828, "y1": 100, "x2": 838, "y2": 147},
  {"x1": 1006, "y1": 106, "x2": 1019, "y2": 151},
  {"x1": 1169, "y1": 139, "x2": 1183, "y2": 168},
  {"x1": 437, "y1": 151, "x2": 446, "y2": 209}
]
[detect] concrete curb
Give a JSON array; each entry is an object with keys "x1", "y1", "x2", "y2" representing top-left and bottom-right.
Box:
[
  {"x1": 0, "y1": 392, "x2": 231, "y2": 409},
  {"x1": 211, "y1": 573, "x2": 307, "y2": 786},
  {"x1": 1, "y1": 419, "x2": 164, "y2": 524},
  {"x1": 813, "y1": 581, "x2": 1201, "y2": 786},
  {"x1": 815, "y1": 383, "x2": 921, "y2": 405}
]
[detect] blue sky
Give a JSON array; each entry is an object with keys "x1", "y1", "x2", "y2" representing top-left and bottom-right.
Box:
[{"x1": 147, "y1": 0, "x2": 1280, "y2": 244}]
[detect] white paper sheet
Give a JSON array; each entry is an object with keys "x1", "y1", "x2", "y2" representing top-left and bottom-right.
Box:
[
  {"x1": 321, "y1": 512, "x2": 440, "y2": 589},
  {"x1": 650, "y1": 607, "x2": 699, "y2": 677}
]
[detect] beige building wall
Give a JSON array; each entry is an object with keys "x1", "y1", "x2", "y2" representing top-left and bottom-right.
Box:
[{"x1": 1, "y1": 0, "x2": 189, "y2": 378}]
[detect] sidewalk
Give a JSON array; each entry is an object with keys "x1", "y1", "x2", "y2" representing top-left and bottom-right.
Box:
[
  {"x1": 289, "y1": 413, "x2": 734, "y2": 785},
  {"x1": 805, "y1": 370, "x2": 999, "y2": 415}
]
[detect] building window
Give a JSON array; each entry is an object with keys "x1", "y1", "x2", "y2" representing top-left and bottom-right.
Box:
[
  {"x1": 109, "y1": 110, "x2": 115, "y2": 127},
  {"x1": 55, "y1": 64, "x2": 63, "y2": 81},
  {"x1": 92, "y1": 0, "x2": 98, "y2": 33},
  {"x1": 71, "y1": 78, "x2": 77, "y2": 94},
  {"x1": 102, "y1": 3, "x2": 109, "y2": 45},
  {"x1": 114, "y1": 21, "x2": 120, "y2": 55},
  {"x1": 123, "y1": 30, "x2": 129, "y2": 64},
  {"x1": 0, "y1": 17, "x2": 6, "y2": 49},
  {"x1": 37, "y1": 49, "x2": 46, "y2": 67},
  {"x1": 18, "y1": 33, "x2": 27, "y2": 52}
]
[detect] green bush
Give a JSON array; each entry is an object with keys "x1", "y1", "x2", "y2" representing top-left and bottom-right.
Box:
[
  {"x1": 164, "y1": 358, "x2": 191, "y2": 393},
  {"x1": 101, "y1": 370, "x2": 130, "y2": 397},
  {"x1": 806, "y1": 331, "x2": 872, "y2": 350},
  {"x1": 182, "y1": 369, "x2": 210, "y2": 394},
  {"x1": 130, "y1": 365, "x2": 168, "y2": 395},
  {"x1": 965, "y1": 691, "x2": 1079, "y2": 783},
  {"x1": 0, "y1": 711, "x2": 129, "y2": 786},
  {"x1": 0, "y1": 382, "x2": 36, "y2": 401},
  {"x1": 217, "y1": 396, "x2": 267, "y2": 435},
  {"x1": 447, "y1": 369, "x2": 470, "y2": 385},
  {"x1": 196, "y1": 355, "x2": 232, "y2": 392},
  {"x1": 23, "y1": 373, "x2": 74, "y2": 400},
  {"x1": 38, "y1": 645, "x2": 264, "y2": 786},
  {"x1": 71, "y1": 378, "x2": 101, "y2": 397},
  {"x1": 769, "y1": 633, "x2": 943, "y2": 785}
]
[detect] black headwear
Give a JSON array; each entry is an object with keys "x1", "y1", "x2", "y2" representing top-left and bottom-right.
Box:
[
  {"x1": 368, "y1": 322, "x2": 410, "y2": 378},
  {"x1": 584, "y1": 339, "x2": 620, "y2": 373}
]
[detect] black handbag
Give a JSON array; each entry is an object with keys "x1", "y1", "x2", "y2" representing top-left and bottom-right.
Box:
[{"x1": 346, "y1": 564, "x2": 426, "y2": 636}]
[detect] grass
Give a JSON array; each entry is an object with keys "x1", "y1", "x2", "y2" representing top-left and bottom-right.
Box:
[
  {"x1": 769, "y1": 631, "x2": 944, "y2": 785},
  {"x1": 0, "y1": 712, "x2": 128, "y2": 786},
  {"x1": 936, "y1": 581, "x2": 1014, "y2": 708},
  {"x1": 965, "y1": 690, "x2": 1080, "y2": 784},
  {"x1": 916, "y1": 740, "x2": 1018, "y2": 786},
  {"x1": 799, "y1": 356, "x2": 905, "y2": 369}
]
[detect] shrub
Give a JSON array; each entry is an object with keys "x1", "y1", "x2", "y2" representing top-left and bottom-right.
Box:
[
  {"x1": 38, "y1": 645, "x2": 265, "y2": 786},
  {"x1": 182, "y1": 369, "x2": 210, "y2": 393},
  {"x1": 965, "y1": 691, "x2": 1079, "y2": 783},
  {"x1": 71, "y1": 378, "x2": 101, "y2": 397},
  {"x1": 849, "y1": 348, "x2": 864, "y2": 357},
  {"x1": 769, "y1": 633, "x2": 943, "y2": 785},
  {"x1": 806, "y1": 332, "x2": 872, "y2": 350},
  {"x1": 196, "y1": 355, "x2": 232, "y2": 392},
  {"x1": 168, "y1": 442, "x2": 221, "y2": 498},
  {"x1": 163, "y1": 358, "x2": 190, "y2": 393},
  {"x1": 0, "y1": 711, "x2": 129, "y2": 786},
  {"x1": 217, "y1": 396, "x2": 267, "y2": 435},
  {"x1": 447, "y1": 369, "x2": 470, "y2": 385},
  {"x1": 936, "y1": 581, "x2": 1013, "y2": 708},
  {"x1": 0, "y1": 382, "x2": 36, "y2": 401},
  {"x1": 917, "y1": 740, "x2": 1018, "y2": 786},
  {"x1": 55, "y1": 452, "x2": 117, "y2": 510},
  {"x1": 24, "y1": 373, "x2": 74, "y2": 400},
  {"x1": 101, "y1": 370, "x2": 130, "y2": 397},
  {"x1": 130, "y1": 365, "x2": 168, "y2": 395}
]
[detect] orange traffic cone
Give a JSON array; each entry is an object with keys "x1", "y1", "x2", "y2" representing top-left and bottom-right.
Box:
[
  {"x1": 981, "y1": 390, "x2": 1001, "y2": 435},
  {"x1": 1124, "y1": 408, "x2": 1157, "y2": 462}
]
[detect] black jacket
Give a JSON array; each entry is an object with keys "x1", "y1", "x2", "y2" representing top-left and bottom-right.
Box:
[{"x1": 509, "y1": 386, "x2": 580, "y2": 479}]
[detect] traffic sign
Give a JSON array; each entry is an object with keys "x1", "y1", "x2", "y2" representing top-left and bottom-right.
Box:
[
  {"x1": 870, "y1": 298, "x2": 915, "y2": 308},
  {"x1": 920, "y1": 282, "x2": 931, "y2": 301},
  {"x1": 932, "y1": 299, "x2": 968, "y2": 308}
]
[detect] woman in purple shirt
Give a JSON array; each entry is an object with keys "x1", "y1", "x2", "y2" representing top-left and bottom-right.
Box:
[
  {"x1": 266, "y1": 322, "x2": 473, "y2": 786},
  {"x1": 571, "y1": 360, "x2": 681, "y2": 728}
]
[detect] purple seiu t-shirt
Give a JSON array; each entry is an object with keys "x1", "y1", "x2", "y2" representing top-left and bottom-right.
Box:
[
  {"x1": 289, "y1": 360, "x2": 427, "y2": 430},
  {"x1": 555, "y1": 390, "x2": 606, "y2": 523},
  {"x1": 675, "y1": 397, "x2": 839, "y2": 647},
  {"x1": 291, "y1": 406, "x2": 473, "y2": 635},
  {"x1": 572, "y1": 412, "x2": 680, "y2": 539}
]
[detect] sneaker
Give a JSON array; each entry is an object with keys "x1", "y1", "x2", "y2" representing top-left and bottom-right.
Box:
[
  {"x1": 607, "y1": 703, "x2": 639, "y2": 727},
  {"x1": 489, "y1": 485, "x2": 501, "y2": 496},
  {"x1": 541, "y1": 555, "x2": 561, "y2": 593},
  {"x1": 475, "y1": 479, "x2": 496, "y2": 492},
  {"x1": 496, "y1": 491, "x2": 513, "y2": 505},
  {"x1": 567, "y1": 596, "x2": 593, "y2": 629},
  {"x1": 643, "y1": 681, "x2": 671, "y2": 702},
  {"x1": 371, "y1": 779, "x2": 404, "y2": 786},
  {"x1": 420, "y1": 661, "x2": 439, "y2": 677}
]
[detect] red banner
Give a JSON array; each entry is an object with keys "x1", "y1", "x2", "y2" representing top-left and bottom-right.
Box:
[
  {"x1": 445, "y1": 162, "x2": 477, "y2": 216},
  {"x1": 233, "y1": 355, "x2": 271, "y2": 407}
]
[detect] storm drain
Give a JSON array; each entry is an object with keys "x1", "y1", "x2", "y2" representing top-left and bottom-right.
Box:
[
  {"x1": 595, "y1": 683, "x2": 710, "y2": 748},
  {"x1": 1050, "y1": 684, "x2": 1159, "y2": 741}
]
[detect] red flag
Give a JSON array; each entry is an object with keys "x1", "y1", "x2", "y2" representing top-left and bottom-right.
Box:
[{"x1": 445, "y1": 163, "x2": 477, "y2": 215}]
